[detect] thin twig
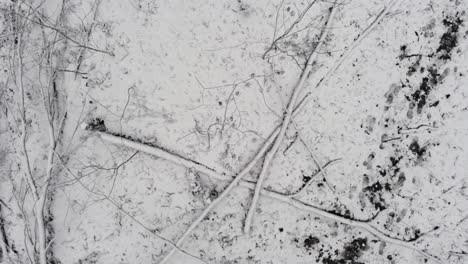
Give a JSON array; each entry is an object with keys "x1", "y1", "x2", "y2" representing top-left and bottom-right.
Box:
[
  {"x1": 220, "y1": 84, "x2": 238, "y2": 136},
  {"x1": 288, "y1": 158, "x2": 341, "y2": 197},
  {"x1": 290, "y1": 119, "x2": 335, "y2": 192},
  {"x1": 54, "y1": 154, "x2": 207, "y2": 264},
  {"x1": 75, "y1": 0, "x2": 102, "y2": 79},
  {"x1": 263, "y1": 0, "x2": 318, "y2": 58},
  {"x1": 17, "y1": 2, "x2": 113, "y2": 56}
]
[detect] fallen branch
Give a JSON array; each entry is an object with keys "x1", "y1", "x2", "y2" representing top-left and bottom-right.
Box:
[
  {"x1": 244, "y1": 0, "x2": 339, "y2": 234},
  {"x1": 95, "y1": 131, "x2": 440, "y2": 263},
  {"x1": 98, "y1": 132, "x2": 226, "y2": 180},
  {"x1": 293, "y1": 0, "x2": 402, "y2": 116}
]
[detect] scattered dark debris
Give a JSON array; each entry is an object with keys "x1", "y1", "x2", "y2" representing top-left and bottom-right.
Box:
[
  {"x1": 402, "y1": 225, "x2": 439, "y2": 243},
  {"x1": 78, "y1": 251, "x2": 100, "y2": 264},
  {"x1": 189, "y1": 172, "x2": 203, "y2": 197},
  {"x1": 304, "y1": 235, "x2": 320, "y2": 249},
  {"x1": 397, "y1": 15, "x2": 462, "y2": 116},
  {"x1": 409, "y1": 67, "x2": 439, "y2": 114},
  {"x1": 398, "y1": 51, "x2": 424, "y2": 77},
  {"x1": 342, "y1": 238, "x2": 369, "y2": 262},
  {"x1": 376, "y1": 154, "x2": 403, "y2": 180},
  {"x1": 408, "y1": 139, "x2": 427, "y2": 159},
  {"x1": 235, "y1": 0, "x2": 253, "y2": 17},
  {"x1": 278, "y1": 227, "x2": 284, "y2": 232},
  {"x1": 436, "y1": 16, "x2": 463, "y2": 60},
  {"x1": 85, "y1": 118, "x2": 107, "y2": 132}
]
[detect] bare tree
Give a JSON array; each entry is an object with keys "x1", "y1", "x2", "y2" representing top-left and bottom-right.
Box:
[{"x1": 2, "y1": 1, "x2": 111, "y2": 263}]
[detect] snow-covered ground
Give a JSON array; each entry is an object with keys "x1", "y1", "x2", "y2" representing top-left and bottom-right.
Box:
[{"x1": 1, "y1": 0, "x2": 467, "y2": 263}]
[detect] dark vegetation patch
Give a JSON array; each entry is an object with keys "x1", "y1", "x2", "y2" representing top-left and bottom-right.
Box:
[
  {"x1": 302, "y1": 174, "x2": 312, "y2": 185},
  {"x1": 362, "y1": 153, "x2": 410, "y2": 211},
  {"x1": 363, "y1": 137, "x2": 431, "y2": 210},
  {"x1": 85, "y1": 117, "x2": 107, "y2": 132},
  {"x1": 408, "y1": 67, "x2": 440, "y2": 113},
  {"x1": 437, "y1": 16, "x2": 463, "y2": 60},
  {"x1": 321, "y1": 238, "x2": 369, "y2": 264},
  {"x1": 322, "y1": 258, "x2": 349, "y2": 264},
  {"x1": 304, "y1": 235, "x2": 320, "y2": 249},
  {"x1": 342, "y1": 238, "x2": 369, "y2": 261},
  {"x1": 396, "y1": 14, "x2": 463, "y2": 115},
  {"x1": 389, "y1": 155, "x2": 402, "y2": 167}
]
